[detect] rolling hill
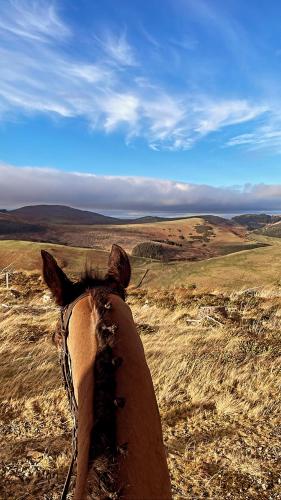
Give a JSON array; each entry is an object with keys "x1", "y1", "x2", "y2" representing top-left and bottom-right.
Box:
[
  {"x1": 0, "y1": 234, "x2": 278, "y2": 291},
  {"x1": 0, "y1": 205, "x2": 259, "y2": 262},
  {"x1": 232, "y1": 213, "x2": 281, "y2": 230},
  {"x1": 9, "y1": 204, "x2": 179, "y2": 225},
  {"x1": 0, "y1": 212, "x2": 44, "y2": 235},
  {"x1": 10, "y1": 205, "x2": 122, "y2": 225},
  {"x1": 257, "y1": 219, "x2": 281, "y2": 238}
]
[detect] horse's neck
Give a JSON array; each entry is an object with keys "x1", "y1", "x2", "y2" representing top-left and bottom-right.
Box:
[
  {"x1": 110, "y1": 294, "x2": 172, "y2": 499},
  {"x1": 67, "y1": 295, "x2": 98, "y2": 500},
  {"x1": 67, "y1": 293, "x2": 171, "y2": 499}
]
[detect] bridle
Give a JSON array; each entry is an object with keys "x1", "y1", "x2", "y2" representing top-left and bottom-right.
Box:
[{"x1": 59, "y1": 292, "x2": 90, "y2": 500}]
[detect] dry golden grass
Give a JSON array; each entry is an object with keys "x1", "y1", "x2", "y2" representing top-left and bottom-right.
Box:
[{"x1": 0, "y1": 273, "x2": 280, "y2": 499}]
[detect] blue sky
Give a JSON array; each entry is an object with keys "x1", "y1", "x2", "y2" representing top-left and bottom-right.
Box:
[{"x1": 1, "y1": 0, "x2": 281, "y2": 212}]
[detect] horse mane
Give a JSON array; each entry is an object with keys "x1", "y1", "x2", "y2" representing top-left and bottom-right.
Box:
[
  {"x1": 74, "y1": 268, "x2": 126, "y2": 302},
  {"x1": 88, "y1": 287, "x2": 124, "y2": 499},
  {"x1": 54, "y1": 268, "x2": 127, "y2": 498}
]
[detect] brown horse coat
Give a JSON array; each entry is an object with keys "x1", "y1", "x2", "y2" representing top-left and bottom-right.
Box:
[{"x1": 42, "y1": 245, "x2": 172, "y2": 499}]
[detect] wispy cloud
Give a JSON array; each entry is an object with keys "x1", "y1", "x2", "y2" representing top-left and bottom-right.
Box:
[
  {"x1": 0, "y1": 0, "x2": 70, "y2": 42},
  {"x1": 0, "y1": 0, "x2": 273, "y2": 151},
  {"x1": 1, "y1": 163, "x2": 281, "y2": 213},
  {"x1": 169, "y1": 36, "x2": 198, "y2": 51},
  {"x1": 226, "y1": 114, "x2": 281, "y2": 153},
  {"x1": 184, "y1": 0, "x2": 253, "y2": 61},
  {"x1": 195, "y1": 100, "x2": 268, "y2": 134},
  {"x1": 139, "y1": 25, "x2": 161, "y2": 49},
  {"x1": 95, "y1": 30, "x2": 137, "y2": 67},
  {"x1": 102, "y1": 93, "x2": 139, "y2": 132}
]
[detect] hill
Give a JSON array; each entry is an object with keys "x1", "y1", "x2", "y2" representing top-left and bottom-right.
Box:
[
  {"x1": 232, "y1": 213, "x2": 281, "y2": 230},
  {"x1": 257, "y1": 220, "x2": 281, "y2": 238},
  {"x1": 49, "y1": 216, "x2": 262, "y2": 261},
  {"x1": 10, "y1": 205, "x2": 120, "y2": 225},
  {"x1": 0, "y1": 234, "x2": 278, "y2": 291},
  {"x1": 143, "y1": 234, "x2": 280, "y2": 290},
  {"x1": 0, "y1": 212, "x2": 44, "y2": 235},
  {"x1": 0, "y1": 215, "x2": 263, "y2": 266},
  {"x1": 0, "y1": 206, "x2": 257, "y2": 262},
  {"x1": 0, "y1": 240, "x2": 151, "y2": 287},
  {"x1": 5, "y1": 206, "x2": 281, "y2": 236},
  {"x1": 9, "y1": 205, "x2": 178, "y2": 225}
]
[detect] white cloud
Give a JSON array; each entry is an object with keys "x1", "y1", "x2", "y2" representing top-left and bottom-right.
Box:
[
  {"x1": 95, "y1": 31, "x2": 137, "y2": 67},
  {"x1": 102, "y1": 93, "x2": 140, "y2": 132},
  {"x1": 0, "y1": 0, "x2": 272, "y2": 151},
  {"x1": 0, "y1": 0, "x2": 70, "y2": 42},
  {"x1": 195, "y1": 100, "x2": 268, "y2": 134},
  {"x1": 227, "y1": 133, "x2": 257, "y2": 146},
  {"x1": 227, "y1": 120, "x2": 281, "y2": 153},
  {"x1": 1, "y1": 163, "x2": 281, "y2": 213}
]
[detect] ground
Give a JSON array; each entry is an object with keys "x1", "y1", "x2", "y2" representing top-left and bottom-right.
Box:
[{"x1": 0, "y1": 271, "x2": 280, "y2": 499}]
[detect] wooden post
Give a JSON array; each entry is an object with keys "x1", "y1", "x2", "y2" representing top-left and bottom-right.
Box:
[{"x1": 136, "y1": 269, "x2": 149, "y2": 288}]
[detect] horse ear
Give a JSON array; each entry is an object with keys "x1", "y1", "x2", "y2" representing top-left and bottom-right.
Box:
[
  {"x1": 41, "y1": 250, "x2": 73, "y2": 306},
  {"x1": 107, "y1": 244, "x2": 131, "y2": 288}
]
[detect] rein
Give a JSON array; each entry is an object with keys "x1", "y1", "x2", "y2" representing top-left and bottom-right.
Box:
[{"x1": 59, "y1": 292, "x2": 90, "y2": 500}]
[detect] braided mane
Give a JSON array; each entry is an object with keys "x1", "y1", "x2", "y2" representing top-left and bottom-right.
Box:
[
  {"x1": 88, "y1": 287, "x2": 126, "y2": 499},
  {"x1": 55, "y1": 269, "x2": 127, "y2": 498}
]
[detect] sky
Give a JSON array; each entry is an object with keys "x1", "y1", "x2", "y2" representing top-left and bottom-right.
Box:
[{"x1": 1, "y1": 0, "x2": 281, "y2": 214}]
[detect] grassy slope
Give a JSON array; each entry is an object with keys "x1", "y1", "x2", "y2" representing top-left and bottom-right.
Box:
[
  {"x1": 145, "y1": 235, "x2": 281, "y2": 290},
  {"x1": 0, "y1": 234, "x2": 280, "y2": 292},
  {"x1": 0, "y1": 240, "x2": 150, "y2": 285},
  {"x1": 259, "y1": 220, "x2": 281, "y2": 238},
  {"x1": 0, "y1": 215, "x2": 254, "y2": 262},
  {"x1": 0, "y1": 275, "x2": 280, "y2": 499}
]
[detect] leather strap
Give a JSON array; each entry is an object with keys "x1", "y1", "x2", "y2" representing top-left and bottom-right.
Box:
[
  {"x1": 61, "y1": 452, "x2": 76, "y2": 500},
  {"x1": 61, "y1": 291, "x2": 91, "y2": 332},
  {"x1": 60, "y1": 293, "x2": 90, "y2": 499}
]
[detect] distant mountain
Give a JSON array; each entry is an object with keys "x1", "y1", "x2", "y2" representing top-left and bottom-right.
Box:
[
  {"x1": 0, "y1": 212, "x2": 43, "y2": 235},
  {"x1": 10, "y1": 205, "x2": 175, "y2": 225},
  {"x1": 4, "y1": 205, "x2": 246, "y2": 230},
  {"x1": 10, "y1": 205, "x2": 121, "y2": 225},
  {"x1": 232, "y1": 213, "x2": 281, "y2": 230},
  {"x1": 130, "y1": 215, "x2": 169, "y2": 223}
]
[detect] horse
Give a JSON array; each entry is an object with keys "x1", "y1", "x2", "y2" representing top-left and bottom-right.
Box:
[{"x1": 41, "y1": 245, "x2": 172, "y2": 499}]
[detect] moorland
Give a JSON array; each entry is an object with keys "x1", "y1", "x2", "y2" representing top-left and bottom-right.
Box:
[{"x1": 0, "y1": 206, "x2": 280, "y2": 499}]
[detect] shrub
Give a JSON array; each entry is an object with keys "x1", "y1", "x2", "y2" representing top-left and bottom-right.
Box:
[{"x1": 132, "y1": 241, "x2": 170, "y2": 260}]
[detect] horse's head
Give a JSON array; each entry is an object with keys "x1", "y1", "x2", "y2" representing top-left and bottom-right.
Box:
[
  {"x1": 40, "y1": 245, "x2": 171, "y2": 500},
  {"x1": 41, "y1": 245, "x2": 131, "y2": 498}
]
